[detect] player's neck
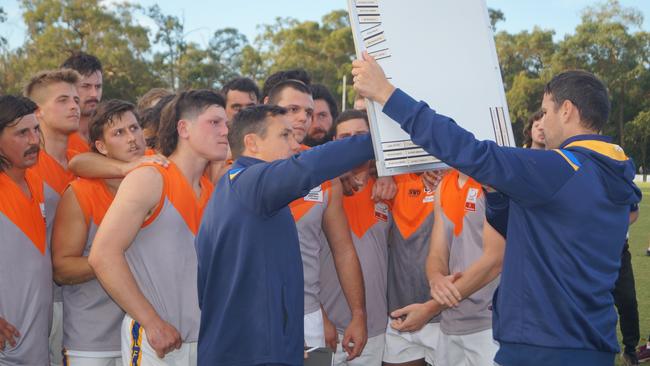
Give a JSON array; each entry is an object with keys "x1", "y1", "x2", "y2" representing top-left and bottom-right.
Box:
[
  {"x1": 77, "y1": 116, "x2": 90, "y2": 141},
  {"x1": 40, "y1": 123, "x2": 70, "y2": 167},
  {"x1": 169, "y1": 148, "x2": 211, "y2": 196},
  {"x1": 4, "y1": 166, "x2": 30, "y2": 197}
]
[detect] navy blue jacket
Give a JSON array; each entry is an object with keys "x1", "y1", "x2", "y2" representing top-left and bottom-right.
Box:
[
  {"x1": 195, "y1": 134, "x2": 374, "y2": 366},
  {"x1": 383, "y1": 89, "x2": 641, "y2": 366}
]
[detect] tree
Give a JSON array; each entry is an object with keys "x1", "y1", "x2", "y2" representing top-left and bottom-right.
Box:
[
  {"x1": 2, "y1": 0, "x2": 158, "y2": 101},
  {"x1": 148, "y1": 4, "x2": 186, "y2": 90},
  {"x1": 552, "y1": 0, "x2": 649, "y2": 146},
  {"x1": 253, "y1": 10, "x2": 355, "y2": 107},
  {"x1": 488, "y1": 8, "x2": 505, "y2": 32},
  {"x1": 625, "y1": 110, "x2": 650, "y2": 176}
]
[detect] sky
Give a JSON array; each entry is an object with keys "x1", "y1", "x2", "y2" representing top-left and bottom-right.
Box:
[{"x1": 1, "y1": 0, "x2": 650, "y2": 50}]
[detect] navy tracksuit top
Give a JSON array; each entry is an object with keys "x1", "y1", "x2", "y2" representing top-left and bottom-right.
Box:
[
  {"x1": 195, "y1": 134, "x2": 374, "y2": 366},
  {"x1": 382, "y1": 89, "x2": 641, "y2": 366}
]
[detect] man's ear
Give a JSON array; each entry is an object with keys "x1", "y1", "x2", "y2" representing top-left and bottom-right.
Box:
[
  {"x1": 177, "y1": 119, "x2": 191, "y2": 139},
  {"x1": 94, "y1": 139, "x2": 109, "y2": 155},
  {"x1": 243, "y1": 133, "x2": 259, "y2": 154},
  {"x1": 560, "y1": 99, "x2": 576, "y2": 124}
]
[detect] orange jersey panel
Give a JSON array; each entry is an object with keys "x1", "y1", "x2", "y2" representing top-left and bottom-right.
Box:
[
  {"x1": 342, "y1": 178, "x2": 391, "y2": 238},
  {"x1": 138, "y1": 162, "x2": 214, "y2": 235},
  {"x1": 67, "y1": 132, "x2": 91, "y2": 154},
  {"x1": 391, "y1": 173, "x2": 435, "y2": 239},
  {"x1": 439, "y1": 170, "x2": 483, "y2": 236},
  {"x1": 290, "y1": 180, "x2": 333, "y2": 222},
  {"x1": 0, "y1": 170, "x2": 46, "y2": 254},
  {"x1": 69, "y1": 178, "x2": 115, "y2": 227},
  {"x1": 29, "y1": 149, "x2": 77, "y2": 195}
]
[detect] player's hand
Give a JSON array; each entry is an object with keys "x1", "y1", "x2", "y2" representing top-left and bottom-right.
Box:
[
  {"x1": 339, "y1": 172, "x2": 361, "y2": 196},
  {"x1": 0, "y1": 317, "x2": 19, "y2": 350},
  {"x1": 421, "y1": 170, "x2": 445, "y2": 192},
  {"x1": 143, "y1": 318, "x2": 182, "y2": 358},
  {"x1": 121, "y1": 154, "x2": 169, "y2": 176},
  {"x1": 322, "y1": 312, "x2": 339, "y2": 352},
  {"x1": 429, "y1": 272, "x2": 463, "y2": 308},
  {"x1": 341, "y1": 315, "x2": 367, "y2": 361},
  {"x1": 390, "y1": 302, "x2": 440, "y2": 332},
  {"x1": 371, "y1": 176, "x2": 397, "y2": 201},
  {"x1": 352, "y1": 51, "x2": 395, "y2": 105}
]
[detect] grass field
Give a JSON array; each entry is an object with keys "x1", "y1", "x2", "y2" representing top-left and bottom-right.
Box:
[{"x1": 618, "y1": 181, "x2": 650, "y2": 364}]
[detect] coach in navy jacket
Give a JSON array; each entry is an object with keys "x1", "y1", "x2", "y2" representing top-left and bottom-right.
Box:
[
  {"x1": 195, "y1": 105, "x2": 373, "y2": 366},
  {"x1": 352, "y1": 52, "x2": 641, "y2": 366}
]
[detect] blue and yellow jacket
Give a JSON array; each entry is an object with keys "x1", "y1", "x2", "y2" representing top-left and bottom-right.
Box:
[
  {"x1": 194, "y1": 134, "x2": 374, "y2": 366},
  {"x1": 383, "y1": 89, "x2": 642, "y2": 366}
]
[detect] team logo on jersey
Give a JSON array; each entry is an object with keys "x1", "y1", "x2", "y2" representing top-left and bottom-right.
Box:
[
  {"x1": 374, "y1": 202, "x2": 389, "y2": 222},
  {"x1": 304, "y1": 185, "x2": 324, "y2": 203},
  {"x1": 465, "y1": 188, "x2": 479, "y2": 211},
  {"x1": 422, "y1": 188, "x2": 435, "y2": 203}
]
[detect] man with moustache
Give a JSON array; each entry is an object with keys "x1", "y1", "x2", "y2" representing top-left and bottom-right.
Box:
[{"x1": 0, "y1": 95, "x2": 51, "y2": 365}]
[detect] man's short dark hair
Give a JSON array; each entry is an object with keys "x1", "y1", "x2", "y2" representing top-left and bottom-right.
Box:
[
  {"x1": 262, "y1": 69, "x2": 311, "y2": 99},
  {"x1": 60, "y1": 52, "x2": 103, "y2": 76},
  {"x1": 544, "y1": 70, "x2": 610, "y2": 132},
  {"x1": 0, "y1": 95, "x2": 38, "y2": 171},
  {"x1": 158, "y1": 90, "x2": 226, "y2": 156},
  {"x1": 221, "y1": 77, "x2": 261, "y2": 101},
  {"x1": 89, "y1": 100, "x2": 137, "y2": 153},
  {"x1": 228, "y1": 105, "x2": 288, "y2": 159},
  {"x1": 311, "y1": 84, "x2": 339, "y2": 121},
  {"x1": 266, "y1": 79, "x2": 312, "y2": 105},
  {"x1": 331, "y1": 109, "x2": 369, "y2": 135},
  {"x1": 523, "y1": 110, "x2": 544, "y2": 148},
  {"x1": 139, "y1": 93, "x2": 176, "y2": 148}
]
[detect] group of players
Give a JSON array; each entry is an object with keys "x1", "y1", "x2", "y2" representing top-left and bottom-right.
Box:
[
  {"x1": 0, "y1": 49, "x2": 642, "y2": 366},
  {"x1": 0, "y1": 50, "x2": 506, "y2": 366}
]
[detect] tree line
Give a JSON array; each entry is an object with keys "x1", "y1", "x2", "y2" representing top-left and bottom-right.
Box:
[{"x1": 0, "y1": 0, "x2": 649, "y2": 169}]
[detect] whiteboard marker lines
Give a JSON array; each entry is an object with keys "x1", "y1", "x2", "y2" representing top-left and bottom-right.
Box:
[
  {"x1": 496, "y1": 107, "x2": 510, "y2": 147},
  {"x1": 489, "y1": 107, "x2": 504, "y2": 146}
]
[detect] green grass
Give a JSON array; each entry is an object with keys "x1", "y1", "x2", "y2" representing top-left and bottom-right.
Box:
[{"x1": 616, "y1": 181, "x2": 650, "y2": 364}]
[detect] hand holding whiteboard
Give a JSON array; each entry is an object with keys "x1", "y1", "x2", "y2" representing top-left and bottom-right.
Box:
[{"x1": 348, "y1": 0, "x2": 515, "y2": 176}]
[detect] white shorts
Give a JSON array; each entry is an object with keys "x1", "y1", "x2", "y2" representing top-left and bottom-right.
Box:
[
  {"x1": 50, "y1": 301, "x2": 63, "y2": 366},
  {"x1": 304, "y1": 308, "x2": 326, "y2": 348},
  {"x1": 383, "y1": 318, "x2": 440, "y2": 364},
  {"x1": 121, "y1": 314, "x2": 197, "y2": 366},
  {"x1": 332, "y1": 333, "x2": 385, "y2": 366},
  {"x1": 61, "y1": 350, "x2": 122, "y2": 366},
  {"x1": 435, "y1": 328, "x2": 498, "y2": 366}
]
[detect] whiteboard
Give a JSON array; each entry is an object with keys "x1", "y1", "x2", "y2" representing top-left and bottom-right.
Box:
[{"x1": 347, "y1": 0, "x2": 515, "y2": 176}]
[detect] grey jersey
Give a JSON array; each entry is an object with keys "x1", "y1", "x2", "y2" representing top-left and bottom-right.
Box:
[
  {"x1": 439, "y1": 180, "x2": 498, "y2": 335},
  {"x1": 0, "y1": 171, "x2": 52, "y2": 365},
  {"x1": 291, "y1": 182, "x2": 331, "y2": 314},
  {"x1": 319, "y1": 181, "x2": 390, "y2": 337},
  {"x1": 387, "y1": 173, "x2": 440, "y2": 324},
  {"x1": 124, "y1": 163, "x2": 213, "y2": 342},
  {"x1": 61, "y1": 179, "x2": 124, "y2": 352}
]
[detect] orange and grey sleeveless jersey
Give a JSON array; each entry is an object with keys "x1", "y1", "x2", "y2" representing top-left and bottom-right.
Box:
[
  {"x1": 319, "y1": 178, "x2": 391, "y2": 337},
  {"x1": 125, "y1": 162, "x2": 213, "y2": 342},
  {"x1": 0, "y1": 170, "x2": 51, "y2": 365},
  {"x1": 62, "y1": 178, "x2": 124, "y2": 353},
  {"x1": 290, "y1": 180, "x2": 332, "y2": 315},
  {"x1": 28, "y1": 149, "x2": 78, "y2": 303},
  {"x1": 438, "y1": 170, "x2": 498, "y2": 335},
  {"x1": 387, "y1": 173, "x2": 440, "y2": 324}
]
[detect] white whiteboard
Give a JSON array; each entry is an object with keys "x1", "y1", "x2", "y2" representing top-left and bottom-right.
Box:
[{"x1": 347, "y1": 0, "x2": 515, "y2": 176}]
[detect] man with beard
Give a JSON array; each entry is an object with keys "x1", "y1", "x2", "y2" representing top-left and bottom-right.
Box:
[
  {"x1": 0, "y1": 95, "x2": 51, "y2": 365},
  {"x1": 303, "y1": 84, "x2": 338, "y2": 147},
  {"x1": 61, "y1": 53, "x2": 103, "y2": 154}
]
